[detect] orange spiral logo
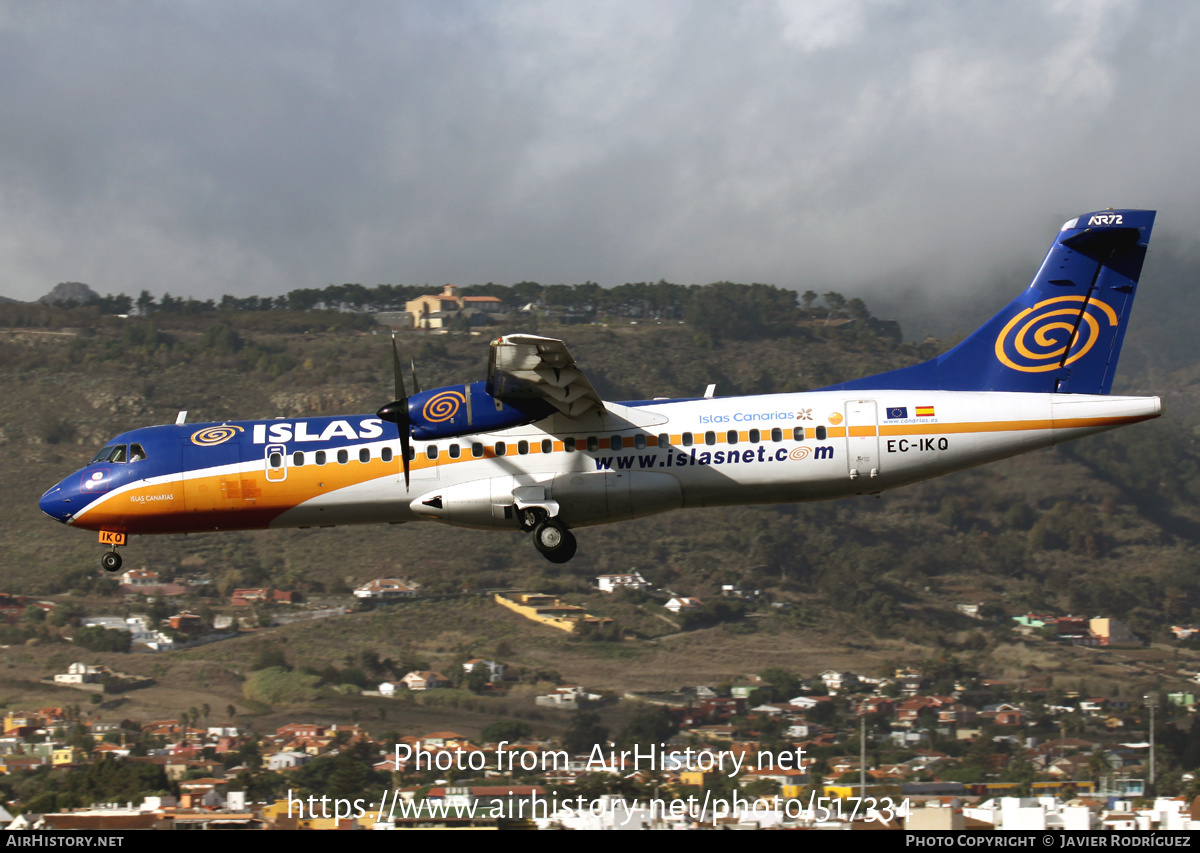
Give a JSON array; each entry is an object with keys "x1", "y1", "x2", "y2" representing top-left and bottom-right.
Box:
[
  {"x1": 994, "y1": 296, "x2": 1119, "y2": 373},
  {"x1": 421, "y1": 390, "x2": 465, "y2": 423},
  {"x1": 789, "y1": 446, "x2": 811, "y2": 461},
  {"x1": 190, "y1": 425, "x2": 243, "y2": 446}
]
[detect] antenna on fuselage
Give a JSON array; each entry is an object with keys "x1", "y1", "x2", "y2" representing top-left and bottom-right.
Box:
[
  {"x1": 704, "y1": 385, "x2": 716, "y2": 399},
  {"x1": 175, "y1": 411, "x2": 188, "y2": 425}
]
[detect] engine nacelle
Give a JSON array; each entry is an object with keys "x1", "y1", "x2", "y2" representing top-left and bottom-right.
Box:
[
  {"x1": 409, "y1": 471, "x2": 683, "y2": 530},
  {"x1": 408, "y1": 380, "x2": 554, "y2": 440},
  {"x1": 409, "y1": 476, "x2": 523, "y2": 529}
]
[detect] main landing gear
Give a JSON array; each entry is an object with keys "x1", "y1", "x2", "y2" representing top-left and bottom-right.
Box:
[
  {"x1": 516, "y1": 506, "x2": 577, "y2": 563},
  {"x1": 532, "y1": 517, "x2": 577, "y2": 564},
  {"x1": 101, "y1": 549, "x2": 123, "y2": 573}
]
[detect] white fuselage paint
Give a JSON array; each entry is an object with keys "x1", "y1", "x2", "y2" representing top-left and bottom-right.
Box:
[{"x1": 240, "y1": 390, "x2": 1158, "y2": 532}]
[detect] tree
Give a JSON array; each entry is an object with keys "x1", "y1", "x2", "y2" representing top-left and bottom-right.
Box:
[
  {"x1": 617, "y1": 706, "x2": 677, "y2": 748},
  {"x1": 74, "y1": 626, "x2": 131, "y2": 653},
  {"x1": 481, "y1": 721, "x2": 532, "y2": 744},
  {"x1": 563, "y1": 710, "x2": 608, "y2": 755}
]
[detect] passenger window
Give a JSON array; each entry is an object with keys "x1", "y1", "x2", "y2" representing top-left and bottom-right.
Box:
[
  {"x1": 749, "y1": 429, "x2": 760, "y2": 443},
  {"x1": 495, "y1": 441, "x2": 507, "y2": 456},
  {"x1": 449, "y1": 444, "x2": 461, "y2": 459},
  {"x1": 610, "y1": 435, "x2": 623, "y2": 450},
  {"x1": 293, "y1": 452, "x2": 305, "y2": 466},
  {"x1": 129, "y1": 444, "x2": 147, "y2": 462},
  {"x1": 471, "y1": 442, "x2": 484, "y2": 458},
  {"x1": 565, "y1": 437, "x2": 576, "y2": 452},
  {"x1": 726, "y1": 430, "x2": 738, "y2": 445},
  {"x1": 541, "y1": 439, "x2": 552, "y2": 453},
  {"x1": 793, "y1": 427, "x2": 805, "y2": 441},
  {"x1": 405, "y1": 445, "x2": 416, "y2": 461},
  {"x1": 634, "y1": 434, "x2": 646, "y2": 450},
  {"x1": 705, "y1": 431, "x2": 716, "y2": 445},
  {"x1": 816, "y1": 426, "x2": 827, "y2": 440},
  {"x1": 657, "y1": 434, "x2": 669, "y2": 448},
  {"x1": 381, "y1": 447, "x2": 393, "y2": 463},
  {"x1": 315, "y1": 450, "x2": 326, "y2": 466},
  {"x1": 269, "y1": 453, "x2": 282, "y2": 468},
  {"x1": 771, "y1": 428, "x2": 782, "y2": 442},
  {"x1": 586, "y1": 436, "x2": 598, "y2": 452},
  {"x1": 682, "y1": 433, "x2": 693, "y2": 447},
  {"x1": 337, "y1": 449, "x2": 348, "y2": 464},
  {"x1": 359, "y1": 448, "x2": 370, "y2": 463},
  {"x1": 427, "y1": 445, "x2": 438, "y2": 460},
  {"x1": 518, "y1": 440, "x2": 529, "y2": 455}
]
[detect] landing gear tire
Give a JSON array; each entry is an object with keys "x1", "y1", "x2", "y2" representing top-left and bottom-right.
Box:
[
  {"x1": 517, "y1": 506, "x2": 547, "y2": 532},
  {"x1": 101, "y1": 551, "x2": 123, "y2": 573},
  {"x1": 532, "y1": 519, "x2": 577, "y2": 564}
]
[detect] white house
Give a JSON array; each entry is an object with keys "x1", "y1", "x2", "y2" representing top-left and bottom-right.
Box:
[
  {"x1": 596, "y1": 572, "x2": 649, "y2": 593},
  {"x1": 354, "y1": 578, "x2": 418, "y2": 600}
]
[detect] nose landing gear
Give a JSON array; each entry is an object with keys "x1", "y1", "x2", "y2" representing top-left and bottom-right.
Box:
[
  {"x1": 101, "y1": 549, "x2": 123, "y2": 573},
  {"x1": 97, "y1": 531, "x2": 127, "y2": 573}
]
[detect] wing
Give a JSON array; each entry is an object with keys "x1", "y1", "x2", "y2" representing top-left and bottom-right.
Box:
[{"x1": 487, "y1": 334, "x2": 605, "y2": 418}]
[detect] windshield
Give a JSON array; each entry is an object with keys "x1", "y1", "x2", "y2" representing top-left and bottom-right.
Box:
[{"x1": 89, "y1": 444, "x2": 128, "y2": 464}]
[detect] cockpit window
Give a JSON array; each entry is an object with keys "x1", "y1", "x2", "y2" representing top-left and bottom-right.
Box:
[
  {"x1": 91, "y1": 445, "x2": 129, "y2": 464},
  {"x1": 129, "y1": 444, "x2": 147, "y2": 462}
]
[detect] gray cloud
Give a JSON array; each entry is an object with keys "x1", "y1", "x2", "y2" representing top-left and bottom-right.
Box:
[{"x1": 0, "y1": 0, "x2": 1197, "y2": 302}]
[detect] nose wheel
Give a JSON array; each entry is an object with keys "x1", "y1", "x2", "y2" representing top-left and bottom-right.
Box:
[
  {"x1": 101, "y1": 550, "x2": 123, "y2": 573},
  {"x1": 532, "y1": 518, "x2": 577, "y2": 564}
]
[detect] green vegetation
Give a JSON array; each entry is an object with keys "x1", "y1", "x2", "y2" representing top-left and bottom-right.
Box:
[
  {"x1": 4, "y1": 275, "x2": 1200, "y2": 691},
  {"x1": 243, "y1": 667, "x2": 321, "y2": 705},
  {"x1": 73, "y1": 626, "x2": 132, "y2": 653}
]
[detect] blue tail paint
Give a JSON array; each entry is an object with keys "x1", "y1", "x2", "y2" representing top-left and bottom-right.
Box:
[{"x1": 826, "y1": 209, "x2": 1156, "y2": 395}]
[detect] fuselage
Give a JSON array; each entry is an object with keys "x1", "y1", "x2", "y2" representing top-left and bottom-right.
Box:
[{"x1": 38, "y1": 389, "x2": 1161, "y2": 538}]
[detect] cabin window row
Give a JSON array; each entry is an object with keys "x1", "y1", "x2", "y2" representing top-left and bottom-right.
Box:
[
  {"x1": 562, "y1": 426, "x2": 825, "y2": 453},
  {"x1": 661, "y1": 426, "x2": 827, "y2": 447},
  {"x1": 285, "y1": 439, "x2": 556, "y2": 467},
  {"x1": 281, "y1": 427, "x2": 828, "y2": 467}
]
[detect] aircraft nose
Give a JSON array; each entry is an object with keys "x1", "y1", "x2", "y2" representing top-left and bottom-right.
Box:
[{"x1": 39, "y1": 482, "x2": 74, "y2": 524}]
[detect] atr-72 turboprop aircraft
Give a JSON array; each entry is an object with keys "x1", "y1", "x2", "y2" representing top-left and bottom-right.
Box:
[{"x1": 40, "y1": 209, "x2": 1161, "y2": 570}]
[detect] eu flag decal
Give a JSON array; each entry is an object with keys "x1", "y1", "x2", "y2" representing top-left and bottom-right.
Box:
[{"x1": 886, "y1": 407, "x2": 907, "y2": 420}]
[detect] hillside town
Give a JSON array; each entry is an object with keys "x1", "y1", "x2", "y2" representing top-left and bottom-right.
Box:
[
  {"x1": 3, "y1": 651, "x2": 1200, "y2": 830},
  {"x1": 4, "y1": 557, "x2": 1200, "y2": 830}
]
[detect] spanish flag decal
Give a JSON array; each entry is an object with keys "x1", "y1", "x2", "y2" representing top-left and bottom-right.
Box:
[{"x1": 915, "y1": 405, "x2": 935, "y2": 418}]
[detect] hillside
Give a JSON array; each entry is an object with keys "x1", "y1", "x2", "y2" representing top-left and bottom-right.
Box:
[{"x1": 2, "y1": 297, "x2": 1200, "y2": 730}]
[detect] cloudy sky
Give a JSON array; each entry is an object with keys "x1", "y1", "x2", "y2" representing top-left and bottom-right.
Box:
[{"x1": 1, "y1": 1, "x2": 1198, "y2": 305}]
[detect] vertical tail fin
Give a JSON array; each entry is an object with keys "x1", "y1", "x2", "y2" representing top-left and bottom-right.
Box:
[{"x1": 831, "y1": 209, "x2": 1156, "y2": 394}]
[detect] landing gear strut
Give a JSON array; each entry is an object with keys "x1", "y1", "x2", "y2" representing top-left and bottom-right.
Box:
[
  {"x1": 101, "y1": 549, "x2": 123, "y2": 573},
  {"x1": 532, "y1": 518, "x2": 577, "y2": 564},
  {"x1": 517, "y1": 506, "x2": 547, "y2": 532}
]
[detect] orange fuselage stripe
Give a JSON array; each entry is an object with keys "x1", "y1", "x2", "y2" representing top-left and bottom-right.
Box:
[{"x1": 78, "y1": 412, "x2": 1150, "y2": 533}]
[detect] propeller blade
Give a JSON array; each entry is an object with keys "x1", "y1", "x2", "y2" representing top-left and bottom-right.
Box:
[
  {"x1": 380, "y1": 333, "x2": 412, "y2": 491},
  {"x1": 410, "y1": 358, "x2": 421, "y2": 395},
  {"x1": 391, "y1": 334, "x2": 407, "y2": 402}
]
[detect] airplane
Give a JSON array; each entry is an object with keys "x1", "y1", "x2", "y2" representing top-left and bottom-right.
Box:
[{"x1": 39, "y1": 209, "x2": 1161, "y2": 571}]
